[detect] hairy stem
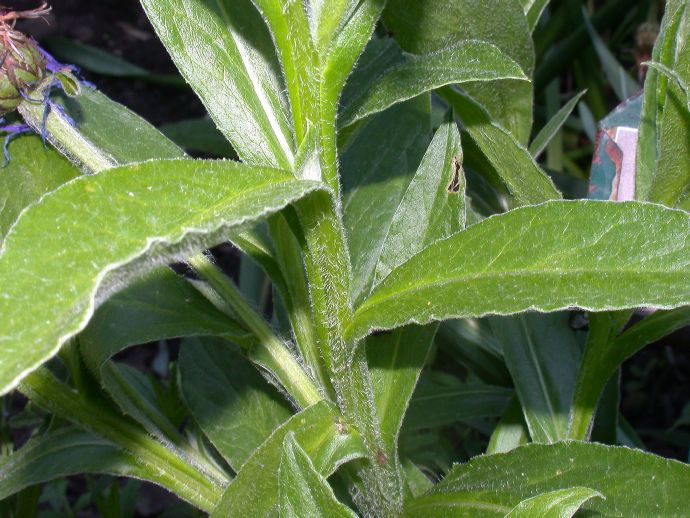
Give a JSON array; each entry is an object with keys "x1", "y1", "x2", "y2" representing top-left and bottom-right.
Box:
[{"x1": 297, "y1": 194, "x2": 404, "y2": 517}]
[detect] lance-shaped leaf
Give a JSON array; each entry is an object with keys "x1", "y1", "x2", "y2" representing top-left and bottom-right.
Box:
[
  {"x1": 251, "y1": 0, "x2": 317, "y2": 143},
  {"x1": 79, "y1": 268, "x2": 252, "y2": 445},
  {"x1": 0, "y1": 136, "x2": 80, "y2": 240},
  {"x1": 339, "y1": 39, "x2": 527, "y2": 129},
  {"x1": 382, "y1": 0, "x2": 535, "y2": 144},
  {"x1": 529, "y1": 90, "x2": 587, "y2": 159},
  {"x1": 305, "y1": 0, "x2": 358, "y2": 54},
  {"x1": 636, "y1": 0, "x2": 689, "y2": 202},
  {"x1": 278, "y1": 433, "x2": 358, "y2": 518},
  {"x1": 319, "y1": 0, "x2": 385, "y2": 190},
  {"x1": 404, "y1": 442, "x2": 690, "y2": 517},
  {"x1": 348, "y1": 201, "x2": 690, "y2": 341},
  {"x1": 343, "y1": 97, "x2": 431, "y2": 305},
  {"x1": 0, "y1": 427, "x2": 188, "y2": 501},
  {"x1": 439, "y1": 87, "x2": 561, "y2": 206},
  {"x1": 505, "y1": 487, "x2": 603, "y2": 518},
  {"x1": 0, "y1": 159, "x2": 323, "y2": 395},
  {"x1": 374, "y1": 116, "x2": 465, "y2": 284},
  {"x1": 211, "y1": 401, "x2": 366, "y2": 517},
  {"x1": 368, "y1": 325, "x2": 437, "y2": 473},
  {"x1": 521, "y1": 0, "x2": 551, "y2": 33},
  {"x1": 490, "y1": 313, "x2": 581, "y2": 444},
  {"x1": 140, "y1": 0, "x2": 295, "y2": 169},
  {"x1": 179, "y1": 336, "x2": 292, "y2": 471}
]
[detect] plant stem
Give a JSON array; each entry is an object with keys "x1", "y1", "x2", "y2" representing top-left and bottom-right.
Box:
[
  {"x1": 18, "y1": 86, "x2": 115, "y2": 173},
  {"x1": 297, "y1": 194, "x2": 404, "y2": 517},
  {"x1": 188, "y1": 253, "x2": 323, "y2": 409},
  {"x1": 19, "y1": 368, "x2": 223, "y2": 512}
]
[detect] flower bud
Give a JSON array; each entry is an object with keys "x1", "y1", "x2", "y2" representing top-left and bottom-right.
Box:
[{"x1": 0, "y1": 29, "x2": 47, "y2": 115}]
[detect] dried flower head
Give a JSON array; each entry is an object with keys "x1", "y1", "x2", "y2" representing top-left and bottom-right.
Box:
[{"x1": 0, "y1": 3, "x2": 51, "y2": 115}]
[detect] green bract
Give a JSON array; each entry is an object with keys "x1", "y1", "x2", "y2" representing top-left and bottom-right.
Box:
[
  {"x1": 0, "y1": 30, "x2": 45, "y2": 114},
  {"x1": 0, "y1": 1, "x2": 689, "y2": 517}
]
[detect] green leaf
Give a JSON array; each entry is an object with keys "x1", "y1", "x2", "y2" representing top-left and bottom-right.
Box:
[
  {"x1": 0, "y1": 427, "x2": 173, "y2": 501},
  {"x1": 319, "y1": 0, "x2": 385, "y2": 191},
  {"x1": 569, "y1": 306, "x2": 690, "y2": 440},
  {"x1": 636, "y1": 0, "x2": 688, "y2": 202},
  {"x1": 0, "y1": 136, "x2": 80, "y2": 240},
  {"x1": 56, "y1": 88, "x2": 185, "y2": 166},
  {"x1": 382, "y1": 0, "x2": 535, "y2": 143},
  {"x1": 403, "y1": 375, "x2": 513, "y2": 431},
  {"x1": 487, "y1": 397, "x2": 530, "y2": 454},
  {"x1": 521, "y1": 0, "x2": 551, "y2": 32},
  {"x1": 490, "y1": 314, "x2": 581, "y2": 443},
  {"x1": 404, "y1": 442, "x2": 690, "y2": 517},
  {"x1": 439, "y1": 87, "x2": 561, "y2": 205},
  {"x1": 342, "y1": 97, "x2": 431, "y2": 304},
  {"x1": 582, "y1": 10, "x2": 639, "y2": 103},
  {"x1": 339, "y1": 39, "x2": 527, "y2": 129},
  {"x1": 251, "y1": 0, "x2": 317, "y2": 144},
  {"x1": 278, "y1": 433, "x2": 357, "y2": 518},
  {"x1": 0, "y1": 159, "x2": 323, "y2": 395},
  {"x1": 179, "y1": 336, "x2": 292, "y2": 472},
  {"x1": 373, "y1": 116, "x2": 465, "y2": 284},
  {"x1": 79, "y1": 267, "x2": 251, "y2": 444},
  {"x1": 211, "y1": 401, "x2": 366, "y2": 517},
  {"x1": 348, "y1": 201, "x2": 690, "y2": 341},
  {"x1": 505, "y1": 487, "x2": 603, "y2": 518},
  {"x1": 368, "y1": 325, "x2": 437, "y2": 468},
  {"x1": 529, "y1": 91, "x2": 587, "y2": 159},
  {"x1": 140, "y1": 0, "x2": 295, "y2": 169},
  {"x1": 305, "y1": 0, "x2": 358, "y2": 54}
]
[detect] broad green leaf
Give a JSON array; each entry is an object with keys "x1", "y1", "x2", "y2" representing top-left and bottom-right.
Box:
[
  {"x1": 140, "y1": 0, "x2": 295, "y2": 169},
  {"x1": 403, "y1": 375, "x2": 513, "y2": 431},
  {"x1": 342, "y1": 97, "x2": 430, "y2": 304},
  {"x1": 636, "y1": 0, "x2": 688, "y2": 201},
  {"x1": 0, "y1": 136, "x2": 80, "y2": 240},
  {"x1": 368, "y1": 325, "x2": 437, "y2": 469},
  {"x1": 160, "y1": 117, "x2": 236, "y2": 157},
  {"x1": 79, "y1": 267, "x2": 250, "y2": 444},
  {"x1": 251, "y1": 0, "x2": 317, "y2": 143},
  {"x1": 0, "y1": 427, "x2": 181, "y2": 501},
  {"x1": 505, "y1": 487, "x2": 603, "y2": 518},
  {"x1": 374, "y1": 117, "x2": 465, "y2": 284},
  {"x1": 348, "y1": 201, "x2": 690, "y2": 341},
  {"x1": 382, "y1": 0, "x2": 535, "y2": 143},
  {"x1": 211, "y1": 401, "x2": 366, "y2": 517},
  {"x1": 278, "y1": 433, "x2": 357, "y2": 518},
  {"x1": 339, "y1": 39, "x2": 528, "y2": 129},
  {"x1": 582, "y1": 10, "x2": 639, "y2": 103},
  {"x1": 439, "y1": 87, "x2": 561, "y2": 205},
  {"x1": 179, "y1": 336, "x2": 292, "y2": 471},
  {"x1": 404, "y1": 442, "x2": 690, "y2": 517},
  {"x1": 490, "y1": 314, "x2": 581, "y2": 443},
  {"x1": 0, "y1": 160, "x2": 323, "y2": 395},
  {"x1": 529, "y1": 91, "x2": 587, "y2": 159}
]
